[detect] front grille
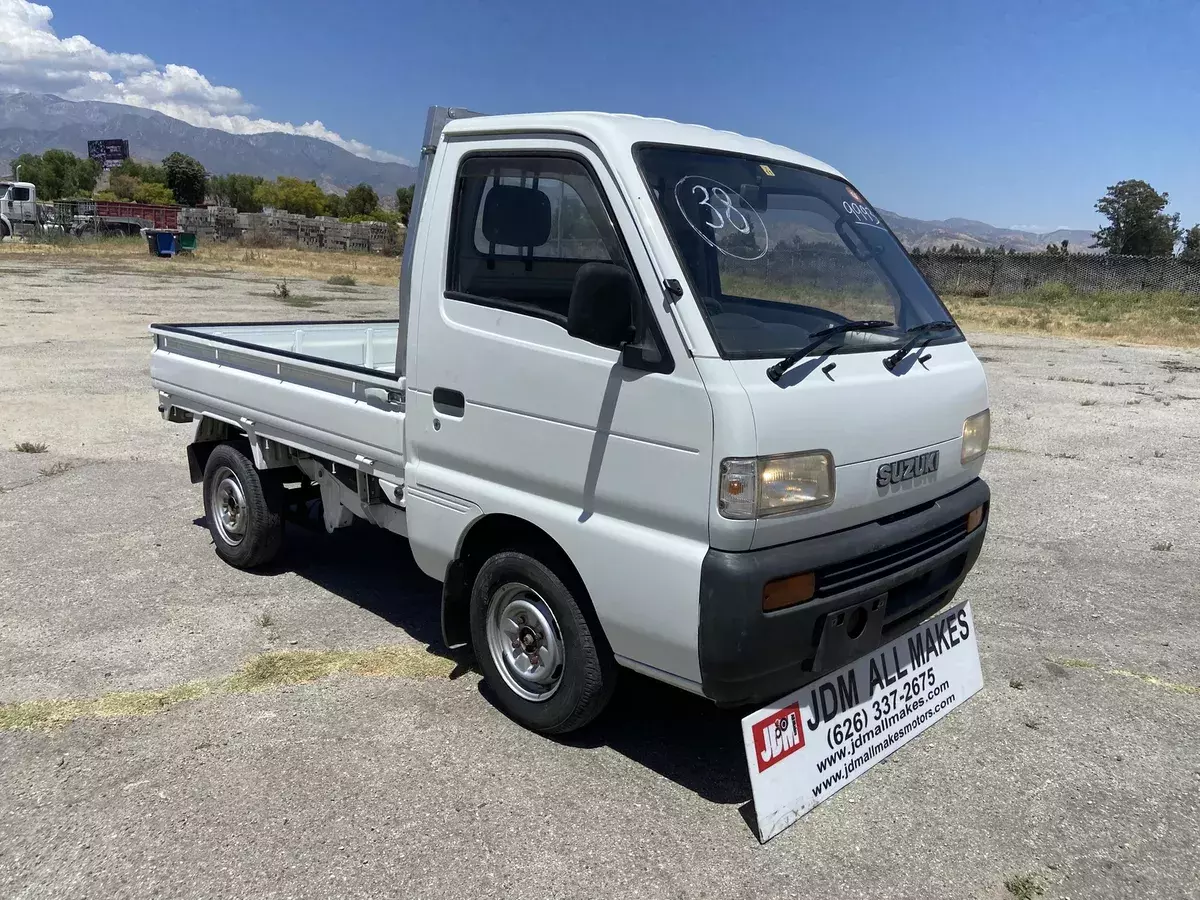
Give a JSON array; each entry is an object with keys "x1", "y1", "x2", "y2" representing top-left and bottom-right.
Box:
[{"x1": 815, "y1": 517, "x2": 969, "y2": 598}]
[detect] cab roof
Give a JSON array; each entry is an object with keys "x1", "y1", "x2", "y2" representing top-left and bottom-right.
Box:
[{"x1": 440, "y1": 111, "x2": 844, "y2": 180}]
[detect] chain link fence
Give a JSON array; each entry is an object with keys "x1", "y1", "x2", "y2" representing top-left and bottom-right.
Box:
[
  {"x1": 723, "y1": 246, "x2": 1200, "y2": 300},
  {"x1": 910, "y1": 252, "x2": 1200, "y2": 296}
]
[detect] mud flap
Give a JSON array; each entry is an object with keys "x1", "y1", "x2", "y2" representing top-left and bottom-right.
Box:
[{"x1": 441, "y1": 558, "x2": 471, "y2": 651}]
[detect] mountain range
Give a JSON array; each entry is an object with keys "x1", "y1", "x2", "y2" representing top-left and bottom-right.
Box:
[
  {"x1": 0, "y1": 91, "x2": 1096, "y2": 249},
  {"x1": 0, "y1": 92, "x2": 416, "y2": 196},
  {"x1": 877, "y1": 209, "x2": 1097, "y2": 254}
]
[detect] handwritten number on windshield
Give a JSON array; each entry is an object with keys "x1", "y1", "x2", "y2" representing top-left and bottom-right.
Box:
[
  {"x1": 842, "y1": 200, "x2": 881, "y2": 226},
  {"x1": 692, "y1": 184, "x2": 751, "y2": 235}
]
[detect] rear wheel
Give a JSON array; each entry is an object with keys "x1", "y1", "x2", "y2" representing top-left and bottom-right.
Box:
[
  {"x1": 469, "y1": 550, "x2": 616, "y2": 735},
  {"x1": 202, "y1": 442, "x2": 284, "y2": 569}
]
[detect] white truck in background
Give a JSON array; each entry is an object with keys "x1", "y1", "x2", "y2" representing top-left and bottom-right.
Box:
[
  {"x1": 0, "y1": 179, "x2": 57, "y2": 238},
  {"x1": 1, "y1": 180, "x2": 178, "y2": 238},
  {"x1": 150, "y1": 107, "x2": 991, "y2": 735}
]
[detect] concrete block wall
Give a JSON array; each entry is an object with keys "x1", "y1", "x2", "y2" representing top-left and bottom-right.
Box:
[{"x1": 178, "y1": 207, "x2": 400, "y2": 253}]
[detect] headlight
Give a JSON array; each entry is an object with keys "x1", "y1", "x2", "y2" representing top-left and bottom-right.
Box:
[
  {"x1": 719, "y1": 451, "x2": 835, "y2": 519},
  {"x1": 961, "y1": 409, "x2": 991, "y2": 464}
]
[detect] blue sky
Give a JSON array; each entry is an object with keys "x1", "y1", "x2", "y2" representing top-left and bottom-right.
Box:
[{"x1": 16, "y1": 0, "x2": 1200, "y2": 231}]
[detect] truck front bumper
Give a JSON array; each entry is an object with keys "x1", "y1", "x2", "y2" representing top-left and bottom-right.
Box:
[{"x1": 699, "y1": 478, "x2": 990, "y2": 707}]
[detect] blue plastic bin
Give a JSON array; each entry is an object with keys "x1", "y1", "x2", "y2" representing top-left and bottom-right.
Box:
[{"x1": 153, "y1": 231, "x2": 178, "y2": 257}]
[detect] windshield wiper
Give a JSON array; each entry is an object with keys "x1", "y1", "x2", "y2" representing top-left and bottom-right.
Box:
[
  {"x1": 766, "y1": 320, "x2": 895, "y2": 383},
  {"x1": 883, "y1": 320, "x2": 959, "y2": 371}
]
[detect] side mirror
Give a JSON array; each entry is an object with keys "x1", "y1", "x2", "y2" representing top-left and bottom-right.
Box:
[{"x1": 567, "y1": 262, "x2": 637, "y2": 348}]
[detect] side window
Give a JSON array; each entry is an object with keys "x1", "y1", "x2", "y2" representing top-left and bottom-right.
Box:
[
  {"x1": 448, "y1": 155, "x2": 631, "y2": 334},
  {"x1": 473, "y1": 174, "x2": 612, "y2": 261},
  {"x1": 12, "y1": 187, "x2": 30, "y2": 202}
]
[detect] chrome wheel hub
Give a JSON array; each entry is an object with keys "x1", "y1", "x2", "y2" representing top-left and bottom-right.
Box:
[
  {"x1": 485, "y1": 583, "x2": 564, "y2": 702},
  {"x1": 211, "y1": 466, "x2": 247, "y2": 546}
]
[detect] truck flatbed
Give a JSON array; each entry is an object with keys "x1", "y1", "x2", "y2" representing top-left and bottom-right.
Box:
[{"x1": 151, "y1": 318, "x2": 407, "y2": 487}]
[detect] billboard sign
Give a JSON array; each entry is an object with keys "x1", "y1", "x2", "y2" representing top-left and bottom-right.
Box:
[{"x1": 87, "y1": 139, "x2": 130, "y2": 170}]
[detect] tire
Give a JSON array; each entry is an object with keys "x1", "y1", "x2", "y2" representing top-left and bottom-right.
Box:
[
  {"x1": 201, "y1": 442, "x2": 284, "y2": 569},
  {"x1": 469, "y1": 550, "x2": 616, "y2": 735}
]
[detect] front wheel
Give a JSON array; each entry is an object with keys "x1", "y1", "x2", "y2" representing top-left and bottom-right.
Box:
[
  {"x1": 201, "y1": 442, "x2": 284, "y2": 569},
  {"x1": 469, "y1": 551, "x2": 616, "y2": 735}
]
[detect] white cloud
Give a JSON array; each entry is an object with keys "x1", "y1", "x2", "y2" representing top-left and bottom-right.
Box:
[{"x1": 0, "y1": 0, "x2": 407, "y2": 163}]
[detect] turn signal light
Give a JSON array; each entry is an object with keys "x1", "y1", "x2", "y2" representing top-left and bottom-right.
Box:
[
  {"x1": 763, "y1": 572, "x2": 816, "y2": 612},
  {"x1": 966, "y1": 505, "x2": 985, "y2": 534}
]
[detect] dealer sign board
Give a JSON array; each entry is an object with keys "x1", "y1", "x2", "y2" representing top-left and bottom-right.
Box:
[
  {"x1": 87, "y1": 139, "x2": 130, "y2": 170},
  {"x1": 741, "y1": 601, "x2": 983, "y2": 842}
]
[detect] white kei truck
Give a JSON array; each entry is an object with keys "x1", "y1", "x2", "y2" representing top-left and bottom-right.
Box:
[{"x1": 150, "y1": 107, "x2": 991, "y2": 735}]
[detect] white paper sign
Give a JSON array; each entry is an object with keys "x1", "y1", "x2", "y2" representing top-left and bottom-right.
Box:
[{"x1": 741, "y1": 601, "x2": 983, "y2": 842}]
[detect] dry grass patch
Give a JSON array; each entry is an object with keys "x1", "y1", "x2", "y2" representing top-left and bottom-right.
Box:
[
  {"x1": 1003, "y1": 873, "x2": 1045, "y2": 900},
  {"x1": 1058, "y1": 657, "x2": 1199, "y2": 695},
  {"x1": 944, "y1": 284, "x2": 1200, "y2": 347},
  {"x1": 0, "y1": 644, "x2": 456, "y2": 732}
]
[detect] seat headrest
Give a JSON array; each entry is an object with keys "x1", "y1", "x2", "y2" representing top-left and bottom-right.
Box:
[{"x1": 481, "y1": 185, "x2": 551, "y2": 248}]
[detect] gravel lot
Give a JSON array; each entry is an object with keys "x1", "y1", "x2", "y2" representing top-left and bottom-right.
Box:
[{"x1": 1, "y1": 257, "x2": 1198, "y2": 900}]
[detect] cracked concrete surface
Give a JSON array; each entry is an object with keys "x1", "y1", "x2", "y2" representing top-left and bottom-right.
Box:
[{"x1": 1, "y1": 258, "x2": 1198, "y2": 899}]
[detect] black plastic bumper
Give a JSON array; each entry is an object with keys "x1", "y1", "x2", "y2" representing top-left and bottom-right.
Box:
[{"x1": 699, "y1": 478, "x2": 990, "y2": 707}]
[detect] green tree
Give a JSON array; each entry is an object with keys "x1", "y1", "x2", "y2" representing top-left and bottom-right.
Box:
[
  {"x1": 253, "y1": 177, "x2": 328, "y2": 217},
  {"x1": 13, "y1": 150, "x2": 101, "y2": 200},
  {"x1": 162, "y1": 152, "x2": 207, "y2": 206},
  {"x1": 132, "y1": 181, "x2": 175, "y2": 205},
  {"x1": 206, "y1": 173, "x2": 264, "y2": 212},
  {"x1": 1179, "y1": 225, "x2": 1200, "y2": 261},
  {"x1": 344, "y1": 183, "x2": 379, "y2": 216},
  {"x1": 1092, "y1": 180, "x2": 1182, "y2": 256},
  {"x1": 108, "y1": 172, "x2": 141, "y2": 201},
  {"x1": 395, "y1": 185, "x2": 414, "y2": 224},
  {"x1": 324, "y1": 192, "x2": 344, "y2": 218},
  {"x1": 112, "y1": 158, "x2": 167, "y2": 185}
]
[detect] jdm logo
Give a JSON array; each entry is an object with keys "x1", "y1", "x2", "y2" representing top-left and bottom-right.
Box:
[{"x1": 752, "y1": 703, "x2": 805, "y2": 772}]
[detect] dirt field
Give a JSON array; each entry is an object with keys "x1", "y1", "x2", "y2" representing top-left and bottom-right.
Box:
[
  {"x1": 0, "y1": 237, "x2": 402, "y2": 286},
  {"x1": 1, "y1": 254, "x2": 1198, "y2": 900}
]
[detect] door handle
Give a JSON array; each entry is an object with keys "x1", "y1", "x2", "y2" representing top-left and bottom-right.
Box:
[{"x1": 433, "y1": 387, "x2": 465, "y2": 416}]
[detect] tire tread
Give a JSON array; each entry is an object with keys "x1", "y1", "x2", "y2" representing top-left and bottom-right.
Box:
[
  {"x1": 202, "y1": 442, "x2": 284, "y2": 569},
  {"x1": 469, "y1": 550, "x2": 615, "y2": 735}
]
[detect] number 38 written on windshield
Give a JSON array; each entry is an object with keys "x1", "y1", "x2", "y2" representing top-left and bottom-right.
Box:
[
  {"x1": 693, "y1": 184, "x2": 751, "y2": 234},
  {"x1": 674, "y1": 175, "x2": 769, "y2": 261}
]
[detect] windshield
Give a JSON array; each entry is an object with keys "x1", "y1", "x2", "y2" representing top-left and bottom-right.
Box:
[{"x1": 636, "y1": 146, "x2": 960, "y2": 359}]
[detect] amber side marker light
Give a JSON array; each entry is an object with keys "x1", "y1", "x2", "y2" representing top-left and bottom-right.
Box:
[
  {"x1": 966, "y1": 505, "x2": 986, "y2": 534},
  {"x1": 763, "y1": 572, "x2": 816, "y2": 612}
]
